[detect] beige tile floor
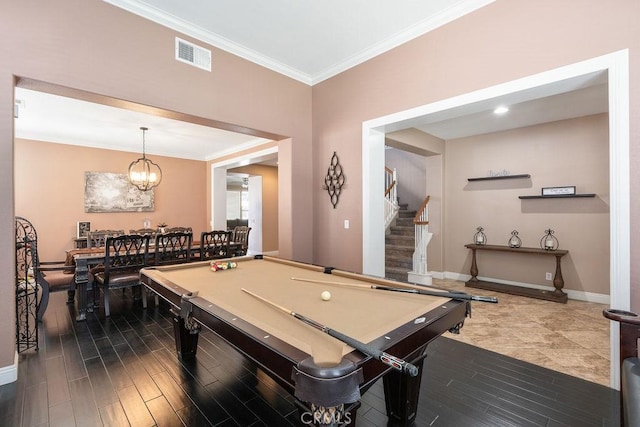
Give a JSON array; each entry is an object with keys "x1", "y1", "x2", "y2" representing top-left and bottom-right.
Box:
[{"x1": 436, "y1": 279, "x2": 611, "y2": 387}]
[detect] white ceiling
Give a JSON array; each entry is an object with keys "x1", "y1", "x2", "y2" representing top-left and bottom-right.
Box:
[
  {"x1": 14, "y1": 0, "x2": 609, "y2": 162},
  {"x1": 413, "y1": 73, "x2": 609, "y2": 140},
  {"x1": 14, "y1": 87, "x2": 272, "y2": 161}
]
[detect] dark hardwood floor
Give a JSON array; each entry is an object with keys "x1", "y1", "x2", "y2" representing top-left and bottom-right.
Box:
[{"x1": 1, "y1": 290, "x2": 620, "y2": 426}]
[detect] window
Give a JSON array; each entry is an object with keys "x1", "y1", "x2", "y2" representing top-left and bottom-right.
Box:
[
  {"x1": 227, "y1": 189, "x2": 249, "y2": 219},
  {"x1": 227, "y1": 191, "x2": 241, "y2": 219},
  {"x1": 241, "y1": 190, "x2": 249, "y2": 219}
]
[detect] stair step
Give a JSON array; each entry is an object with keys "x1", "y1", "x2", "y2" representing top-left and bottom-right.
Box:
[
  {"x1": 386, "y1": 200, "x2": 419, "y2": 285},
  {"x1": 386, "y1": 255, "x2": 413, "y2": 269},
  {"x1": 385, "y1": 198, "x2": 428, "y2": 283},
  {"x1": 386, "y1": 235, "x2": 414, "y2": 246},
  {"x1": 395, "y1": 218, "x2": 414, "y2": 227},
  {"x1": 389, "y1": 225, "x2": 414, "y2": 236},
  {"x1": 398, "y1": 210, "x2": 417, "y2": 218},
  {"x1": 385, "y1": 267, "x2": 410, "y2": 283},
  {"x1": 385, "y1": 245, "x2": 414, "y2": 257}
]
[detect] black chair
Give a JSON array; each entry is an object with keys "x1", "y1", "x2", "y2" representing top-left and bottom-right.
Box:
[
  {"x1": 154, "y1": 231, "x2": 193, "y2": 265},
  {"x1": 129, "y1": 228, "x2": 156, "y2": 236},
  {"x1": 165, "y1": 227, "x2": 193, "y2": 234},
  {"x1": 15, "y1": 217, "x2": 75, "y2": 322},
  {"x1": 92, "y1": 234, "x2": 149, "y2": 317},
  {"x1": 141, "y1": 231, "x2": 192, "y2": 310},
  {"x1": 232, "y1": 226, "x2": 251, "y2": 256},
  {"x1": 87, "y1": 229, "x2": 124, "y2": 248},
  {"x1": 199, "y1": 230, "x2": 231, "y2": 260}
]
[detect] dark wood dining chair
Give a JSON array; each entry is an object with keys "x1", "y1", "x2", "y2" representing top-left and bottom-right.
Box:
[
  {"x1": 87, "y1": 229, "x2": 124, "y2": 248},
  {"x1": 165, "y1": 227, "x2": 193, "y2": 233},
  {"x1": 141, "y1": 231, "x2": 192, "y2": 309},
  {"x1": 92, "y1": 234, "x2": 149, "y2": 317},
  {"x1": 199, "y1": 230, "x2": 231, "y2": 260},
  {"x1": 129, "y1": 228, "x2": 156, "y2": 236},
  {"x1": 232, "y1": 226, "x2": 251, "y2": 256},
  {"x1": 154, "y1": 231, "x2": 193, "y2": 265}
]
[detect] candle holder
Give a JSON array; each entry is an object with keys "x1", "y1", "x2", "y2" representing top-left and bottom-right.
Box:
[
  {"x1": 473, "y1": 226, "x2": 487, "y2": 245},
  {"x1": 508, "y1": 230, "x2": 522, "y2": 248},
  {"x1": 540, "y1": 228, "x2": 559, "y2": 251}
]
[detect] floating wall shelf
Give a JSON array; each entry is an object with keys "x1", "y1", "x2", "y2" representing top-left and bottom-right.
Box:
[
  {"x1": 518, "y1": 194, "x2": 596, "y2": 199},
  {"x1": 468, "y1": 174, "x2": 531, "y2": 182}
]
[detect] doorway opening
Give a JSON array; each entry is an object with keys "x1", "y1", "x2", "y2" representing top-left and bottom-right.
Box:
[{"x1": 362, "y1": 50, "x2": 630, "y2": 388}]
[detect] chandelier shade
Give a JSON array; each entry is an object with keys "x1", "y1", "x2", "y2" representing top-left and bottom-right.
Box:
[{"x1": 128, "y1": 127, "x2": 162, "y2": 191}]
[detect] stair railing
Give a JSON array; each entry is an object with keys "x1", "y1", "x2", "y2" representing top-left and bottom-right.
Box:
[
  {"x1": 412, "y1": 196, "x2": 431, "y2": 275},
  {"x1": 384, "y1": 167, "x2": 399, "y2": 229}
]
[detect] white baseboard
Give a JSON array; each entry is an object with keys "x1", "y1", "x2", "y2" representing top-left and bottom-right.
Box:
[
  {"x1": 407, "y1": 272, "x2": 432, "y2": 286},
  {"x1": 0, "y1": 352, "x2": 18, "y2": 386},
  {"x1": 428, "y1": 271, "x2": 445, "y2": 280},
  {"x1": 441, "y1": 271, "x2": 610, "y2": 304}
]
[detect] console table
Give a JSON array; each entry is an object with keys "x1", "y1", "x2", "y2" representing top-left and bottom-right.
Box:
[{"x1": 464, "y1": 244, "x2": 569, "y2": 303}]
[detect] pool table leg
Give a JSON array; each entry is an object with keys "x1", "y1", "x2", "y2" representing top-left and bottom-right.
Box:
[
  {"x1": 171, "y1": 309, "x2": 199, "y2": 360},
  {"x1": 383, "y1": 354, "x2": 426, "y2": 426}
]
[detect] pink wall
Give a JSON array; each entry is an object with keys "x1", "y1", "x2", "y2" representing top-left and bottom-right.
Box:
[
  {"x1": 0, "y1": 75, "x2": 15, "y2": 376},
  {"x1": 15, "y1": 139, "x2": 208, "y2": 260},
  {"x1": 446, "y1": 115, "x2": 609, "y2": 295},
  {"x1": 312, "y1": 1, "x2": 640, "y2": 300}
]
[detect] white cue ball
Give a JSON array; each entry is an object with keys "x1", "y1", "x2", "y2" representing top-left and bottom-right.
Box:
[{"x1": 321, "y1": 291, "x2": 331, "y2": 301}]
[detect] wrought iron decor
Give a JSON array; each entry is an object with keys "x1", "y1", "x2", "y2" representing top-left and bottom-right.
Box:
[
  {"x1": 323, "y1": 151, "x2": 346, "y2": 208},
  {"x1": 540, "y1": 228, "x2": 559, "y2": 250},
  {"x1": 508, "y1": 230, "x2": 522, "y2": 248},
  {"x1": 473, "y1": 226, "x2": 487, "y2": 245},
  {"x1": 85, "y1": 171, "x2": 154, "y2": 212},
  {"x1": 15, "y1": 217, "x2": 39, "y2": 352}
]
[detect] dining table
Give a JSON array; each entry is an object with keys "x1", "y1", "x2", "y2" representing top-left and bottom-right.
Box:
[{"x1": 66, "y1": 240, "x2": 244, "y2": 321}]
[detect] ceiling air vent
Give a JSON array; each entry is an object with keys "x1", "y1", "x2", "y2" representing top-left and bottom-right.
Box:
[{"x1": 175, "y1": 37, "x2": 211, "y2": 71}]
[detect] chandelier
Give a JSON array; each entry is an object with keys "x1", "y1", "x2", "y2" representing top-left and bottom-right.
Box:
[{"x1": 128, "y1": 126, "x2": 162, "y2": 191}]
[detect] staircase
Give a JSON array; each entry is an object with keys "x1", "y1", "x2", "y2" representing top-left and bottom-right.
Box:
[{"x1": 385, "y1": 203, "x2": 415, "y2": 282}]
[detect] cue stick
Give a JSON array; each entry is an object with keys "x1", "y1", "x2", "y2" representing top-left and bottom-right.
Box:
[
  {"x1": 290, "y1": 277, "x2": 498, "y2": 303},
  {"x1": 241, "y1": 288, "x2": 419, "y2": 377}
]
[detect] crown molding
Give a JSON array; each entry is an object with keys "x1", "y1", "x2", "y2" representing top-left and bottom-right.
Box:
[
  {"x1": 103, "y1": 0, "x2": 495, "y2": 86},
  {"x1": 311, "y1": 0, "x2": 495, "y2": 85}
]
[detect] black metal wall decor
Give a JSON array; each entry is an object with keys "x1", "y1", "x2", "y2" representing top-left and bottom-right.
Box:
[
  {"x1": 323, "y1": 151, "x2": 346, "y2": 208},
  {"x1": 15, "y1": 217, "x2": 39, "y2": 352}
]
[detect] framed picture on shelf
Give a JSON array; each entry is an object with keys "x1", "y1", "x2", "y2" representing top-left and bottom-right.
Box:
[
  {"x1": 77, "y1": 221, "x2": 91, "y2": 239},
  {"x1": 541, "y1": 186, "x2": 576, "y2": 196}
]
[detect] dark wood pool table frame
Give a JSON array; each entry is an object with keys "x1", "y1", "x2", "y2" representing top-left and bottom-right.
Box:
[{"x1": 139, "y1": 256, "x2": 470, "y2": 426}]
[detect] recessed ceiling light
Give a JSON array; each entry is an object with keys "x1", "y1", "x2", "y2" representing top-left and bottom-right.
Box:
[{"x1": 494, "y1": 106, "x2": 509, "y2": 115}]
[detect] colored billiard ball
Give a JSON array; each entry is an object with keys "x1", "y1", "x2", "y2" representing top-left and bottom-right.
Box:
[{"x1": 321, "y1": 291, "x2": 331, "y2": 301}]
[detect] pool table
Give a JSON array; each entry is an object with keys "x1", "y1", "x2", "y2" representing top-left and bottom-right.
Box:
[{"x1": 139, "y1": 255, "x2": 470, "y2": 426}]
